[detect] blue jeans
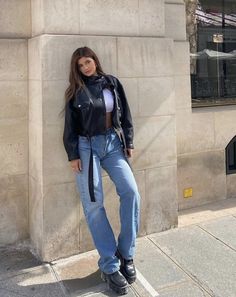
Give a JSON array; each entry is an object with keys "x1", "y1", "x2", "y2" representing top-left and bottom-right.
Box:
[{"x1": 75, "y1": 128, "x2": 140, "y2": 274}]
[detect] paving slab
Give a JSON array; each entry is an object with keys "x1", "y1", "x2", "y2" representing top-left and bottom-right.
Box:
[
  {"x1": 83, "y1": 286, "x2": 138, "y2": 297},
  {"x1": 178, "y1": 201, "x2": 229, "y2": 227},
  {"x1": 150, "y1": 225, "x2": 236, "y2": 297},
  {"x1": 198, "y1": 215, "x2": 236, "y2": 250},
  {"x1": 218, "y1": 198, "x2": 236, "y2": 215},
  {"x1": 0, "y1": 264, "x2": 65, "y2": 297},
  {"x1": 178, "y1": 198, "x2": 236, "y2": 227},
  {"x1": 135, "y1": 237, "x2": 189, "y2": 291},
  {"x1": 46, "y1": 251, "x2": 138, "y2": 296},
  {"x1": 0, "y1": 248, "x2": 41, "y2": 281},
  {"x1": 0, "y1": 289, "x2": 25, "y2": 297},
  {"x1": 53, "y1": 251, "x2": 102, "y2": 296},
  {"x1": 158, "y1": 281, "x2": 211, "y2": 297}
]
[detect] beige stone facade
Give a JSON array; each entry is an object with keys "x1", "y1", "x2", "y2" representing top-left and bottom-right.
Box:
[{"x1": 0, "y1": 0, "x2": 235, "y2": 261}]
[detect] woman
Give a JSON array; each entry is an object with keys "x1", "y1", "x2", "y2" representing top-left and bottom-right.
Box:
[{"x1": 63, "y1": 46, "x2": 140, "y2": 295}]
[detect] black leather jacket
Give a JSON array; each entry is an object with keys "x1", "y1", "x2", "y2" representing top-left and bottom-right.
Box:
[{"x1": 63, "y1": 74, "x2": 134, "y2": 161}]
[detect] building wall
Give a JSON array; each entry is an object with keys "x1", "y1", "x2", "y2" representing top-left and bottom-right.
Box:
[
  {"x1": 28, "y1": 0, "x2": 181, "y2": 261},
  {"x1": 0, "y1": 0, "x2": 31, "y2": 246},
  {"x1": 1, "y1": 0, "x2": 234, "y2": 261},
  {"x1": 176, "y1": 1, "x2": 236, "y2": 210},
  {"x1": 177, "y1": 104, "x2": 236, "y2": 210}
]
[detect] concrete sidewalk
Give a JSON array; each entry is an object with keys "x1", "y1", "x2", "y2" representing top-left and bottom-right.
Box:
[{"x1": 0, "y1": 198, "x2": 236, "y2": 297}]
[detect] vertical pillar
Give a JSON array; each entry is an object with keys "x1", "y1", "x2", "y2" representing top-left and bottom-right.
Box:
[{"x1": 29, "y1": 0, "x2": 178, "y2": 261}]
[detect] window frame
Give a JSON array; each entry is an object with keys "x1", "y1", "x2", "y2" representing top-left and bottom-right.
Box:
[
  {"x1": 187, "y1": 0, "x2": 236, "y2": 108},
  {"x1": 226, "y1": 135, "x2": 236, "y2": 175}
]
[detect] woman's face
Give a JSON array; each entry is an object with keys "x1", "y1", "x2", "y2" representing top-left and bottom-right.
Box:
[{"x1": 78, "y1": 56, "x2": 97, "y2": 77}]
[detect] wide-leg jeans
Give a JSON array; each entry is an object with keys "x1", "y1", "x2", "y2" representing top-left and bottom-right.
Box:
[{"x1": 75, "y1": 128, "x2": 140, "y2": 274}]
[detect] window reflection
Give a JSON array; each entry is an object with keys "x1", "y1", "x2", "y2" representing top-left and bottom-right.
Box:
[{"x1": 185, "y1": 0, "x2": 236, "y2": 106}]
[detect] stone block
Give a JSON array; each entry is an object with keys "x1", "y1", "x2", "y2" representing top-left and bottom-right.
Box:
[
  {"x1": 31, "y1": 0, "x2": 165, "y2": 37},
  {"x1": 29, "y1": 80, "x2": 42, "y2": 125},
  {"x1": 0, "y1": 40, "x2": 27, "y2": 81},
  {"x1": 174, "y1": 75, "x2": 191, "y2": 110},
  {"x1": 0, "y1": 81, "x2": 28, "y2": 120},
  {"x1": 28, "y1": 36, "x2": 42, "y2": 80},
  {"x1": 0, "y1": 174, "x2": 28, "y2": 246},
  {"x1": 227, "y1": 174, "x2": 236, "y2": 199},
  {"x1": 42, "y1": 182, "x2": 79, "y2": 261},
  {"x1": 119, "y1": 78, "x2": 139, "y2": 118},
  {"x1": 139, "y1": 0, "x2": 165, "y2": 36},
  {"x1": 178, "y1": 150, "x2": 226, "y2": 210},
  {"x1": 173, "y1": 41, "x2": 190, "y2": 76},
  {"x1": 117, "y1": 37, "x2": 174, "y2": 77},
  {"x1": 145, "y1": 166, "x2": 178, "y2": 234},
  {"x1": 80, "y1": 0, "x2": 164, "y2": 37},
  {"x1": 29, "y1": 176, "x2": 43, "y2": 258},
  {"x1": 165, "y1": 2, "x2": 186, "y2": 40},
  {"x1": 137, "y1": 77, "x2": 175, "y2": 117},
  {"x1": 132, "y1": 116, "x2": 176, "y2": 170},
  {"x1": 80, "y1": 0, "x2": 139, "y2": 36},
  {"x1": 214, "y1": 107, "x2": 236, "y2": 150},
  {"x1": 0, "y1": 0, "x2": 31, "y2": 38},
  {"x1": 0, "y1": 118, "x2": 28, "y2": 178},
  {"x1": 32, "y1": 0, "x2": 80, "y2": 36},
  {"x1": 31, "y1": 0, "x2": 44, "y2": 36},
  {"x1": 41, "y1": 35, "x2": 117, "y2": 80},
  {"x1": 29, "y1": 80, "x2": 73, "y2": 184},
  {"x1": 29, "y1": 122, "x2": 42, "y2": 182},
  {"x1": 176, "y1": 108, "x2": 215, "y2": 155},
  {"x1": 42, "y1": 124, "x2": 75, "y2": 185},
  {"x1": 42, "y1": 80, "x2": 67, "y2": 125}
]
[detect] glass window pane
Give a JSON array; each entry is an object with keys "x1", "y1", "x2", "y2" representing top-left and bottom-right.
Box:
[{"x1": 186, "y1": 0, "x2": 236, "y2": 106}]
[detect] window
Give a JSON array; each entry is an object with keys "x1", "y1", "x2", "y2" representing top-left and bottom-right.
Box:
[
  {"x1": 186, "y1": 0, "x2": 236, "y2": 107},
  {"x1": 226, "y1": 136, "x2": 236, "y2": 174}
]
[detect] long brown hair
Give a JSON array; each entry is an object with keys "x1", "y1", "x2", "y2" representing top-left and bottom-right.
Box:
[{"x1": 65, "y1": 47, "x2": 106, "y2": 103}]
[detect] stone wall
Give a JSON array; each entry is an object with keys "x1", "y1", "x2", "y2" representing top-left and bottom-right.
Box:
[
  {"x1": 176, "y1": 2, "x2": 236, "y2": 210},
  {"x1": 3, "y1": 0, "x2": 235, "y2": 262},
  {"x1": 27, "y1": 0, "x2": 181, "y2": 261},
  {"x1": 177, "y1": 104, "x2": 236, "y2": 210},
  {"x1": 0, "y1": 0, "x2": 31, "y2": 246}
]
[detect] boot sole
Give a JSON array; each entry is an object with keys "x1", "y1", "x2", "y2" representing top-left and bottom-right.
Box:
[{"x1": 101, "y1": 272, "x2": 129, "y2": 295}]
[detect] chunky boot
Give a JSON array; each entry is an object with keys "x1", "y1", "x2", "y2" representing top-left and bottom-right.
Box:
[
  {"x1": 101, "y1": 270, "x2": 129, "y2": 295},
  {"x1": 116, "y1": 250, "x2": 136, "y2": 284}
]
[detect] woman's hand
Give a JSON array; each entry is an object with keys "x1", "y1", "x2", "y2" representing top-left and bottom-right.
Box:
[
  {"x1": 70, "y1": 159, "x2": 82, "y2": 172},
  {"x1": 126, "y1": 148, "x2": 133, "y2": 158}
]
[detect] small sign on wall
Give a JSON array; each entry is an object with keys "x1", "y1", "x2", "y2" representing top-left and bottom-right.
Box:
[{"x1": 184, "y1": 188, "x2": 193, "y2": 198}]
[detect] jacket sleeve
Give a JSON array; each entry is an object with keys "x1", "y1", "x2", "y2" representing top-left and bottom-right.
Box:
[
  {"x1": 116, "y1": 78, "x2": 134, "y2": 149},
  {"x1": 63, "y1": 99, "x2": 80, "y2": 161}
]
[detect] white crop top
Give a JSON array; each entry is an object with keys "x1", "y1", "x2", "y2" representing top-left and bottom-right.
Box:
[{"x1": 102, "y1": 88, "x2": 114, "y2": 112}]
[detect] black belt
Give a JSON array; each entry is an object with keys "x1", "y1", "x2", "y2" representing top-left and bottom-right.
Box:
[{"x1": 87, "y1": 137, "x2": 96, "y2": 202}]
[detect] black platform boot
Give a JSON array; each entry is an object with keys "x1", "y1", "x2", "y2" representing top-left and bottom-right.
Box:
[
  {"x1": 116, "y1": 250, "x2": 136, "y2": 284},
  {"x1": 101, "y1": 270, "x2": 129, "y2": 295}
]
